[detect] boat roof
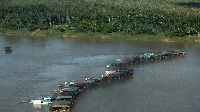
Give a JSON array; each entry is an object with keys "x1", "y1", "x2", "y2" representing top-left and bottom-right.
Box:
[
  {"x1": 84, "y1": 79, "x2": 96, "y2": 83},
  {"x1": 56, "y1": 96, "x2": 73, "y2": 99},
  {"x1": 111, "y1": 62, "x2": 124, "y2": 65},
  {"x1": 63, "y1": 87, "x2": 80, "y2": 91},
  {"x1": 5, "y1": 47, "x2": 12, "y2": 49},
  {"x1": 52, "y1": 100, "x2": 71, "y2": 105},
  {"x1": 162, "y1": 51, "x2": 172, "y2": 54}
]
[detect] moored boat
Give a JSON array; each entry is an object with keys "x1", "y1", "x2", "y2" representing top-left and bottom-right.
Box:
[
  {"x1": 5, "y1": 47, "x2": 12, "y2": 52},
  {"x1": 29, "y1": 96, "x2": 52, "y2": 104}
]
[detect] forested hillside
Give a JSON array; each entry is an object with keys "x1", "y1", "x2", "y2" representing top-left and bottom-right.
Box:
[{"x1": 0, "y1": 0, "x2": 199, "y2": 37}]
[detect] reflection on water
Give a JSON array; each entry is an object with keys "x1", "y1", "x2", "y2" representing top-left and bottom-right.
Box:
[{"x1": 0, "y1": 35, "x2": 199, "y2": 112}]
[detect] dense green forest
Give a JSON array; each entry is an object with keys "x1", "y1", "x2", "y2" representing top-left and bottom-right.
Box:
[{"x1": 0, "y1": 0, "x2": 200, "y2": 38}]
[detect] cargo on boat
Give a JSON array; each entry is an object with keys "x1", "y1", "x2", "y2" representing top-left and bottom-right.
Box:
[
  {"x1": 52, "y1": 86, "x2": 81, "y2": 95},
  {"x1": 85, "y1": 77, "x2": 102, "y2": 86},
  {"x1": 102, "y1": 69, "x2": 134, "y2": 82},
  {"x1": 117, "y1": 69, "x2": 134, "y2": 75},
  {"x1": 58, "y1": 81, "x2": 89, "y2": 90},
  {"x1": 105, "y1": 69, "x2": 134, "y2": 75},
  {"x1": 50, "y1": 100, "x2": 72, "y2": 111},
  {"x1": 106, "y1": 62, "x2": 128, "y2": 68},
  {"x1": 116, "y1": 58, "x2": 132, "y2": 65},
  {"x1": 60, "y1": 87, "x2": 82, "y2": 96},
  {"x1": 105, "y1": 70, "x2": 116, "y2": 75}
]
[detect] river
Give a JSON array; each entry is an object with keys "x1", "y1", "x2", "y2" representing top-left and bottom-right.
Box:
[{"x1": 0, "y1": 35, "x2": 200, "y2": 112}]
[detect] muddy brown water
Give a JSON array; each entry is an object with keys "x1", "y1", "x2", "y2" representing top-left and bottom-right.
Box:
[{"x1": 0, "y1": 35, "x2": 200, "y2": 112}]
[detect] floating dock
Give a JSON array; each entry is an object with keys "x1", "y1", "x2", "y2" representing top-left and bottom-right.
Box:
[{"x1": 27, "y1": 50, "x2": 185, "y2": 111}]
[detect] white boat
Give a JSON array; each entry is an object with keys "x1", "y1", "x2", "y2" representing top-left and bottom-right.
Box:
[
  {"x1": 116, "y1": 58, "x2": 121, "y2": 62},
  {"x1": 105, "y1": 65, "x2": 111, "y2": 67},
  {"x1": 105, "y1": 70, "x2": 116, "y2": 75},
  {"x1": 29, "y1": 96, "x2": 52, "y2": 104}
]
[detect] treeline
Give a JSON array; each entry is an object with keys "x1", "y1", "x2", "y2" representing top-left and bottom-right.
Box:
[{"x1": 0, "y1": 2, "x2": 199, "y2": 37}]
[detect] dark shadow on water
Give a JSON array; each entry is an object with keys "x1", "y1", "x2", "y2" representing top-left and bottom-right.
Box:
[{"x1": 175, "y1": 2, "x2": 200, "y2": 8}]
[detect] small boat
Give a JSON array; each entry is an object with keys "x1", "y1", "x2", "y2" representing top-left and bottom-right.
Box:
[
  {"x1": 5, "y1": 47, "x2": 12, "y2": 52},
  {"x1": 52, "y1": 90, "x2": 62, "y2": 94},
  {"x1": 18, "y1": 101, "x2": 26, "y2": 104},
  {"x1": 105, "y1": 64, "x2": 111, "y2": 67},
  {"x1": 116, "y1": 58, "x2": 122, "y2": 62},
  {"x1": 29, "y1": 96, "x2": 52, "y2": 104}
]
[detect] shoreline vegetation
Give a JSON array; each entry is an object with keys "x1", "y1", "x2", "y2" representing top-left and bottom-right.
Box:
[
  {"x1": 1, "y1": 28, "x2": 200, "y2": 42},
  {"x1": 0, "y1": 0, "x2": 200, "y2": 42}
]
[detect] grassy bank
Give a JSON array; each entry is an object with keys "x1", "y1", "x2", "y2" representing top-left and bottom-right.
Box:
[{"x1": 1, "y1": 28, "x2": 199, "y2": 42}]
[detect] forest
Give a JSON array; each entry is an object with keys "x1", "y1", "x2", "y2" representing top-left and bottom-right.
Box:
[{"x1": 0, "y1": 0, "x2": 200, "y2": 38}]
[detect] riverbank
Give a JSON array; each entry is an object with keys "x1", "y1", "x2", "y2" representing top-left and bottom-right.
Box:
[{"x1": 1, "y1": 28, "x2": 199, "y2": 42}]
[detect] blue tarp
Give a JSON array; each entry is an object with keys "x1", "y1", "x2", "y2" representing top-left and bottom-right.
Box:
[{"x1": 41, "y1": 99, "x2": 51, "y2": 102}]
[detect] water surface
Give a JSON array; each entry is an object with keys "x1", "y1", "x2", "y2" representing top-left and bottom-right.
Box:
[{"x1": 0, "y1": 35, "x2": 199, "y2": 112}]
